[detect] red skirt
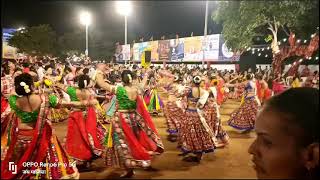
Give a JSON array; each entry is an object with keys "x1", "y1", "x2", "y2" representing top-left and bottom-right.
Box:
[
  {"x1": 228, "y1": 97, "x2": 259, "y2": 131},
  {"x1": 1, "y1": 96, "x2": 8, "y2": 114},
  {"x1": 65, "y1": 107, "x2": 103, "y2": 163},
  {"x1": 164, "y1": 101, "x2": 184, "y2": 135},
  {"x1": 105, "y1": 96, "x2": 164, "y2": 169},
  {"x1": 178, "y1": 107, "x2": 215, "y2": 154},
  {"x1": 203, "y1": 99, "x2": 229, "y2": 148},
  {"x1": 1, "y1": 116, "x2": 79, "y2": 179}
]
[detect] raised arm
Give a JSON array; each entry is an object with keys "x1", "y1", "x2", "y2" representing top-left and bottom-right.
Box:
[{"x1": 96, "y1": 72, "x2": 115, "y2": 93}]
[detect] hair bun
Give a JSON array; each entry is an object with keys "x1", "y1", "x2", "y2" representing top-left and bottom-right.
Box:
[{"x1": 193, "y1": 76, "x2": 202, "y2": 84}]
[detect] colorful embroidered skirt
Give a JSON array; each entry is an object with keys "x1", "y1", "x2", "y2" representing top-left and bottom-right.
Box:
[
  {"x1": 105, "y1": 111, "x2": 164, "y2": 169},
  {"x1": 178, "y1": 109, "x2": 215, "y2": 154},
  {"x1": 1, "y1": 126, "x2": 79, "y2": 179},
  {"x1": 164, "y1": 101, "x2": 184, "y2": 136},
  {"x1": 227, "y1": 97, "x2": 259, "y2": 131},
  {"x1": 65, "y1": 108, "x2": 104, "y2": 164}
]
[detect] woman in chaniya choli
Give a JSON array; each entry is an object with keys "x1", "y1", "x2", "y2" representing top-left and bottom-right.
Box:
[
  {"x1": 42, "y1": 65, "x2": 69, "y2": 123},
  {"x1": 54, "y1": 74, "x2": 107, "y2": 169},
  {"x1": 227, "y1": 74, "x2": 261, "y2": 133},
  {"x1": 207, "y1": 77, "x2": 230, "y2": 148},
  {"x1": 143, "y1": 72, "x2": 164, "y2": 115},
  {"x1": 177, "y1": 76, "x2": 216, "y2": 163},
  {"x1": 163, "y1": 75, "x2": 187, "y2": 142},
  {"x1": 94, "y1": 64, "x2": 164, "y2": 178},
  {"x1": 1, "y1": 73, "x2": 96, "y2": 179}
]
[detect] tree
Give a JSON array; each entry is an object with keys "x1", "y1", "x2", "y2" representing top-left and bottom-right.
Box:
[
  {"x1": 8, "y1": 24, "x2": 58, "y2": 56},
  {"x1": 213, "y1": 0, "x2": 319, "y2": 75},
  {"x1": 57, "y1": 30, "x2": 85, "y2": 56}
]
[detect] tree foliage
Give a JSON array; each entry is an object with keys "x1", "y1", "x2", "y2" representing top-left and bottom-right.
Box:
[
  {"x1": 213, "y1": 0, "x2": 319, "y2": 53},
  {"x1": 8, "y1": 24, "x2": 58, "y2": 56}
]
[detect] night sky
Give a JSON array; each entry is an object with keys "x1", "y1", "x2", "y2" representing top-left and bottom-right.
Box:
[{"x1": 2, "y1": 0, "x2": 221, "y2": 43}]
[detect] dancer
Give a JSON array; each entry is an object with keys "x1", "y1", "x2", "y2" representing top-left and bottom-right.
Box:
[
  {"x1": 178, "y1": 76, "x2": 216, "y2": 162},
  {"x1": 54, "y1": 74, "x2": 106, "y2": 167},
  {"x1": 95, "y1": 65, "x2": 164, "y2": 178},
  {"x1": 164, "y1": 75, "x2": 186, "y2": 142},
  {"x1": 43, "y1": 65, "x2": 69, "y2": 123},
  {"x1": 228, "y1": 74, "x2": 260, "y2": 132},
  {"x1": 207, "y1": 79, "x2": 230, "y2": 148},
  {"x1": 1, "y1": 73, "x2": 97, "y2": 179}
]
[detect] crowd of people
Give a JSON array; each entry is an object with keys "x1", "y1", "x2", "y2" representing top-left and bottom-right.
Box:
[{"x1": 1, "y1": 56, "x2": 319, "y2": 179}]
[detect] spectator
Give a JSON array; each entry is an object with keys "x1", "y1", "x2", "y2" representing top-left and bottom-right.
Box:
[{"x1": 249, "y1": 88, "x2": 319, "y2": 179}]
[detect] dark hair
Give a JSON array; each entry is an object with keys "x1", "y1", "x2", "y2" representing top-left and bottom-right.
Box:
[
  {"x1": 192, "y1": 76, "x2": 201, "y2": 86},
  {"x1": 65, "y1": 67, "x2": 72, "y2": 73},
  {"x1": 14, "y1": 73, "x2": 33, "y2": 96},
  {"x1": 77, "y1": 74, "x2": 90, "y2": 89},
  {"x1": 264, "y1": 88, "x2": 319, "y2": 146},
  {"x1": 83, "y1": 68, "x2": 89, "y2": 75},
  {"x1": 121, "y1": 70, "x2": 133, "y2": 85},
  {"x1": 246, "y1": 73, "x2": 253, "y2": 80},
  {"x1": 44, "y1": 65, "x2": 52, "y2": 71}
]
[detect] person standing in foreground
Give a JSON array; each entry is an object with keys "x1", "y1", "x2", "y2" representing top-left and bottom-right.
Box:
[{"x1": 249, "y1": 88, "x2": 319, "y2": 179}]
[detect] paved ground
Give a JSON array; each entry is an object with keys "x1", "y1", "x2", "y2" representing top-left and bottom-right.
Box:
[{"x1": 52, "y1": 98, "x2": 256, "y2": 179}]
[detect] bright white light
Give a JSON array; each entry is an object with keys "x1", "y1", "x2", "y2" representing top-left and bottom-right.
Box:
[
  {"x1": 303, "y1": 40, "x2": 307, "y2": 43},
  {"x1": 80, "y1": 11, "x2": 92, "y2": 26},
  {"x1": 293, "y1": 62, "x2": 296, "y2": 65},
  {"x1": 297, "y1": 39, "x2": 301, "y2": 43},
  {"x1": 262, "y1": 48, "x2": 265, "y2": 51},
  {"x1": 299, "y1": 59, "x2": 303, "y2": 62},
  {"x1": 252, "y1": 51, "x2": 255, "y2": 54},
  {"x1": 257, "y1": 49, "x2": 260, "y2": 52},
  {"x1": 311, "y1": 34, "x2": 316, "y2": 38},
  {"x1": 265, "y1": 55, "x2": 268, "y2": 57},
  {"x1": 267, "y1": 47, "x2": 270, "y2": 50},
  {"x1": 283, "y1": 38, "x2": 287, "y2": 42},
  {"x1": 17, "y1": 27, "x2": 25, "y2": 31},
  {"x1": 316, "y1": 57, "x2": 319, "y2": 60},
  {"x1": 308, "y1": 57, "x2": 312, "y2": 60},
  {"x1": 277, "y1": 41, "x2": 281, "y2": 45},
  {"x1": 116, "y1": 1, "x2": 132, "y2": 16},
  {"x1": 258, "y1": 53, "x2": 261, "y2": 56},
  {"x1": 247, "y1": 47, "x2": 251, "y2": 51},
  {"x1": 288, "y1": 64, "x2": 292, "y2": 67}
]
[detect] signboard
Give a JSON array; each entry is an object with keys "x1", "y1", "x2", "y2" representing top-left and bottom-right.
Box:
[
  {"x1": 169, "y1": 38, "x2": 184, "y2": 61},
  {"x1": 204, "y1": 34, "x2": 220, "y2": 61},
  {"x1": 158, "y1": 40, "x2": 170, "y2": 61},
  {"x1": 147, "y1": 41, "x2": 159, "y2": 61},
  {"x1": 133, "y1": 42, "x2": 148, "y2": 61},
  {"x1": 183, "y1": 36, "x2": 203, "y2": 61},
  {"x1": 2, "y1": 42, "x2": 17, "y2": 59},
  {"x1": 219, "y1": 34, "x2": 239, "y2": 61},
  {"x1": 121, "y1": 44, "x2": 130, "y2": 61}
]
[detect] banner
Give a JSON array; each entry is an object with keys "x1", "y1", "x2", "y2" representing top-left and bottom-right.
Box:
[
  {"x1": 2, "y1": 42, "x2": 17, "y2": 59},
  {"x1": 158, "y1": 40, "x2": 170, "y2": 61},
  {"x1": 147, "y1": 41, "x2": 159, "y2": 61},
  {"x1": 183, "y1": 36, "x2": 203, "y2": 61},
  {"x1": 121, "y1": 44, "x2": 131, "y2": 61},
  {"x1": 203, "y1": 34, "x2": 220, "y2": 61},
  {"x1": 169, "y1": 38, "x2": 184, "y2": 61},
  {"x1": 219, "y1": 34, "x2": 239, "y2": 61},
  {"x1": 133, "y1": 42, "x2": 148, "y2": 61}
]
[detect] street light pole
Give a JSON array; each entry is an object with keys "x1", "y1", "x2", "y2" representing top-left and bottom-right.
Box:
[
  {"x1": 203, "y1": 0, "x2": 209, "y2": 68},
  {"x1": 125, "y1": 15, "x2": 128, "y2": 45},
  {"x1": 80, "y1": 11, "x2": 91, "y2": 57},
  {"x1": 85, "y1": 24, "x2": 89, "y2": 56}
]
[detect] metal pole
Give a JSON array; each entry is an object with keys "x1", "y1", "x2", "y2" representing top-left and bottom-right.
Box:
[
  {"x1": 85, "y1": 24, "x2": 88, "y2": 56},
  {"x1": 125, "y1": 15, "x2": 128, "y2": 65},
  {"x1": 202, "y1": 0, "x2": 209, "y2": 68},
  {"x1": 125, "y1": 15, "x2": 128, "y2": 45}
]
